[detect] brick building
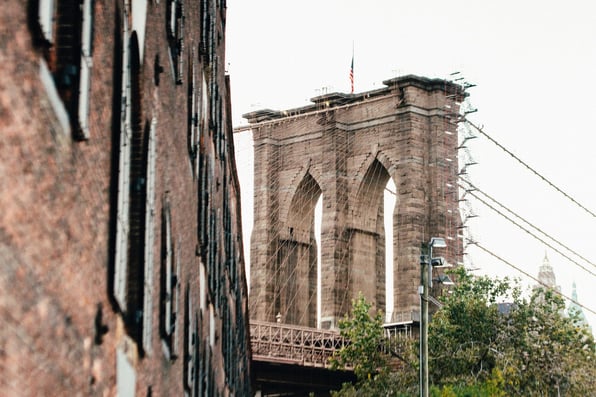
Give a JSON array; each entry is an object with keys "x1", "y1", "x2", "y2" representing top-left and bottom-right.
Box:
[{"x1": 0, "y1": 1, "x2": 251, "y2": 396}]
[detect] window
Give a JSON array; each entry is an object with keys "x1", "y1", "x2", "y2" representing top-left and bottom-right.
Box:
[
  {"x1": 114, "y1": 10, "x2": 132, "y2": 313},
  {"x1": 161, "y1": 202, "x2": 180, "y2": 359},
  {"x1": 187, "y1": 52, "x2": 198, "y2": 175},
  {"x1": 36, "y1": 0, "x2": 94, "y2": 139},
  {"x1": 124, "y1": 31, "x2": 146, "y2": 344},
  {"x1": 199, "y1": 0, "x2": 216, "y2": 64},
  {"x1": 199, "y1": 263, "x2": 206, "y2": 311},
  {"x1": 184, "y1": 286, "x2": 198, "y2": 395},
  {"x1": 142, "y1": 117, "x2": 158, "y2": 355},
  {"x1": 113, "y1": 9, "x2": 152, "y2": 353},
  {"x1": 196, "y1": 65, "x2": 209, "y2": 196},
  {"x1": 208, "y1": 304, "x2": 215, "y2": 348},
  {"x1": 167, "y1": 0, "x2": 184, "y2": 84},
  {"x1": 198, "y1": 313, "x2": 206, "y2": 396},
  {"x1": 198, "y1": 0, "x2": 209, "y2": 58}
]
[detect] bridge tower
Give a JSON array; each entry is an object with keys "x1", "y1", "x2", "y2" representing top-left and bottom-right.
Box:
[{"x1": 245, "y1": 75, "x2": 463, "y2": 328}]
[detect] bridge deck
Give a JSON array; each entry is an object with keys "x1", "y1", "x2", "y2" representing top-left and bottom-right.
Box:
[
  {"x1": 250, "y1": 320, "x2": 348, "y2": 368},
  {"x1": 250, "y1": 320, "x2": 416, "y2": 395}
]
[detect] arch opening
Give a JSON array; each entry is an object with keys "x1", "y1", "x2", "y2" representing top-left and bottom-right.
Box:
[
  {"x1": 275, "y1": 172, "x2": 321, "y2": 327},
  {"x1": 349, "y1": 158, "x2": 396, "y2": 318}
]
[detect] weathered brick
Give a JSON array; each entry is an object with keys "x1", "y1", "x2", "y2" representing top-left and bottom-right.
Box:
[{"x1": 1, "y1": 1, "x2": 250, "y2": 396}]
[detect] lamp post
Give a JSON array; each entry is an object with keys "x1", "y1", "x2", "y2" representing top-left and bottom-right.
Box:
[{"x1": 419, "y1": 237, "x2": 447, "y2": 397}]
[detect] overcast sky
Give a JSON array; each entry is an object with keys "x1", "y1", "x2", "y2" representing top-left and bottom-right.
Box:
[{"x1": 226, "y1": 0, "x2": 596, "y2": 331}]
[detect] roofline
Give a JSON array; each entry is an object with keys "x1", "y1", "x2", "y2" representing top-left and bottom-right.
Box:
[{"x1": 243, "y1": 74, "x2": 467, "y2": 124}]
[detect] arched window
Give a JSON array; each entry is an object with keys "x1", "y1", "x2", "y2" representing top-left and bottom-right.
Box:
[
  {"x1": 36, "y1": 0, "x2": 94, "y2": 139},
  {"x1": 161, "y1": 201, "x2": 180, "y2": 359},
  {"x1": 112, "y1": 17, "x2": 155, "y2": 354},
  {"x1": 167, "y1": 0, "x2": 184, "y2": 84}
]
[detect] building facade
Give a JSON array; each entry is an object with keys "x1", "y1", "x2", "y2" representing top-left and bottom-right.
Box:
[
  {"x1": 0, "y1": 1, "x2": 251, "y2": 395},
  {"x1": 245, "y1": 76, "x2": 464, "y2": 328}
]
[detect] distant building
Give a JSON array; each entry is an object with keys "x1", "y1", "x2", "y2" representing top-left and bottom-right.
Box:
[
  {"x1": 535, "y1": 253, "x2": 561, "y2": 293},
  {"x1": 1, "y1": 1, "x2": 251, "y2": 396},
  {"x1": 534, "y1": 252, "x2": 562, "y2": 309},
  {"x1": 534, "y1": 254, "x2": 591, "y2": 333},
  {"x1": 567, "y1": 282, "x2": 592, "y2": 333}
]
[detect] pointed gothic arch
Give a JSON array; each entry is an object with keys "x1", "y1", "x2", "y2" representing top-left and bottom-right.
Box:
[
  {"x1": 274, "y1": 172, "x2": 321, "y2": 326},
  {"x1": 347, "y1": 158, "x2": 396, "y2": 312}
]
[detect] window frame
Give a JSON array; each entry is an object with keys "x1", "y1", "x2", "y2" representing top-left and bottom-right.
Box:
[{"x1": 36, "y1": 0, "x2": 94, "y2": 139}]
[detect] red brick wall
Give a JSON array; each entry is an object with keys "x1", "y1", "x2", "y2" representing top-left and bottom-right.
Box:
[{"x1": 0, "y1": 1, "x2": 251, "y2": 396}]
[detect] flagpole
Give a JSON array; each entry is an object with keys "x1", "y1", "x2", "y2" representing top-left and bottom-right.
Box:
[{"x1": 350, "y1": 41, "x2": 354, "y2": 94}]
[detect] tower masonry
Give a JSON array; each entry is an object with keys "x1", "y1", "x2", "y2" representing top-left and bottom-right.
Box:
[{"x1": 245, "y1": 75, "x2": 464, "y2": 328}]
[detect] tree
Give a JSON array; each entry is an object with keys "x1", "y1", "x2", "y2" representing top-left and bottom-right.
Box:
[
  {"x1": 330, "y1": 269, "x2": 596, "y2": 397},
  {"x1": 428, "y1": 267, "x2": 514, "y2": 388},
  {"x1": 329, "y1": 293, "x2": 393, "y2": 396},
  {"x1": 500, "y1": 287, "x2": 596, "y2": 395},
  {"x1": 429, "y1": 267, "x2": 596, "y2": 396},
  {"x1": 329, "y1": 294, "x2": 388, "y2": 382},
  {"x1": 329, "y1": 294, "x2": 420, "y2": 396}
]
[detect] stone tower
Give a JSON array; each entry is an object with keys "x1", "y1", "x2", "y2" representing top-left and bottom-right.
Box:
[
  {"x1": 245, "y1": 75, "x2": 464, "y2": 328},
  {"x1": 537, "y1": 252, "x2": 561, "y2": 292}
]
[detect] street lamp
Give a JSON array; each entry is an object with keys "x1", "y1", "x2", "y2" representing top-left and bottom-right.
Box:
[
  {"x1": 420, "y1": 237, "x2": 447, "y2": 397},
  {"x1": 434, "y1": 274, "x2": 454, "y2": 286}
]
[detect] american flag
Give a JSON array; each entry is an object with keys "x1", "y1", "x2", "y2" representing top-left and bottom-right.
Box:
[{"x1": 349, "y1": 55, "x2": 354, "y2": 93}]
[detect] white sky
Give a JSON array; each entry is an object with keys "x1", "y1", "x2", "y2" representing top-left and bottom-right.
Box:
[{"x1": 226, "y1": 0, "x2": 596, "y2": 331}]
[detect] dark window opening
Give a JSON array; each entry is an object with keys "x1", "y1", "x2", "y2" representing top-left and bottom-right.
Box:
[
  {"x1": 183, "y1": 286, "x2": 198, "y2": 395},
  {"x1": 187, "y1": 51, "x2": 199, "y2": 176},
  {"x1": 166, "y1": 0, "x2": 184, "y2": 84},
  {"x1": 123, "y1": 32, "x2": 148, "y2": 352},
  {"x1": 161, "y1": 201, "x2": 179, "y2": 359},
  {"x1": 35, "y1": 0, "x2": 94, "y2": 139}
]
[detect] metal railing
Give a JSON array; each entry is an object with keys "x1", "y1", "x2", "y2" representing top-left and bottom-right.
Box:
[
  {"x1": 384, "y1": 322, "x2": 415, "y2": 358},
  {"x1": 250, "y1": 319, "x2": 418, "y2": 369},
  {"x1": 250, "y1": 320, "x2": 347, "y2": 368},
  {"x1": 387, "y1": 310, "x2": 416, "y2": 324}
]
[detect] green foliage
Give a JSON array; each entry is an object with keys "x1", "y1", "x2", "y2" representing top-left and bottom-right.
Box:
[
  {"x1": 498, "y1": 287, "x2": 596, "y2": 396},
  {"x1": 330, "y1": 268, "x2": 596, "y2": 397},
  {"x1": 429, "y1": 368, "x2": 506, "y2": 397},
  {"x1": 429, "y1": 266, "x2": 596, "y2": 396},
  {"x1": 330, "y1": 294, "x2": 419, "y2": 396},
  {"x1": 428, "y1": 267, "x2": 515, "y2": 385},
  {"x1": 330, "y1": 293, "x2": 389, "y2": 385}
]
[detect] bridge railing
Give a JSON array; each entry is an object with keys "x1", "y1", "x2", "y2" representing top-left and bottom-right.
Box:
[
  {"x1": 383, "y1": 320, "x2": 415, "y2": 359},
  {"x1": 387, "y1": 310, "x2": 417, "y2": 324},
  {"x1": 250, "y1": 318, "x2": 417, "y2": 368},
  {"x1": 250, "y1": 320, "x2": 348, "y2": 368}
]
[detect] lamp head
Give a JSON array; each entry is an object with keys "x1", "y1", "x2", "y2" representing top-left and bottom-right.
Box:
[
  {"x1": 435, "y1": 274, "x2": 455, "y2": 286},
  {"x1": 429, "y1": 237, "x2": 447, "y2": 248},
  {"x1": 430, "y1": 257, "x2": 452, "y2": 268}
]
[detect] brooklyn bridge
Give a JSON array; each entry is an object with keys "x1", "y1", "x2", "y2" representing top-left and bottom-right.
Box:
[{"x1": 241, "y1": 75, "x2": 465, "y2": 395}]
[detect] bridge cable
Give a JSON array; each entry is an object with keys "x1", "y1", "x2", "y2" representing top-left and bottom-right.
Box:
[
  {"x1": 459, "y1": 178, "x2": 596, "y2": 274},
  {"x1": 470, "y1": 240, "x2": 596, "y2": 317},
  {"x1": 466, "y1": 119, "x2": 596, "y2": 219},
  {"x1": 460, "y1": 183, "x2": 596, "y2": 279}
]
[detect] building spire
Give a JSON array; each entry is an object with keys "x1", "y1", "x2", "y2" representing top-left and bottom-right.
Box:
[
  {"x1": 568, "y1": 282, "x2": 591, "y2": 333},
  {"x1": 537, "y1": 251, "x2": 559, "y2": 292}
]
